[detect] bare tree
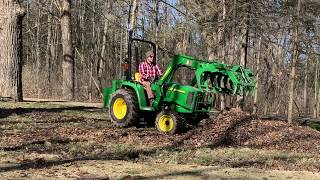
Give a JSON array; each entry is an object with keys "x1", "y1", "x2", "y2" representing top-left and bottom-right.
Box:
[
  {"x1": 46, "y1": 0, "x2": 54, "y2": 96},
  {"x1": 287, "y1": 0, "x2": 301, "y2": 124},
  {"x1": 253, "y1": 37, "x2": 262, "y2": 114},
  {"x1": 0, "y1": 0, "x2": 25, "y2": 101},
  {"x1": 314, "y1": 57, "x2": 319, "y2": 118},
  {"x1": 237, "y1": 0, "x2": 250, "y2": 109},
  {"x1": 60, "y1": 0, "x2": 74, "y2": 100},
  {"x1": 219, "y1": 0, "x2": 226, "y2": 110}
]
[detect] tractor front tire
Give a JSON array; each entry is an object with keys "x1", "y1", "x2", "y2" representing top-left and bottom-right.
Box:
[
  {"x1": 155, "y1": 111, "x2": 185, "y2": 135},
  {"x1": 109, "y1": 89, "x2": 140, "y2": 127}
]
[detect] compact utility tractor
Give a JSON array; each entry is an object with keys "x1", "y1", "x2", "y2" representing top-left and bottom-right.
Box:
[{"x1": 103, "y1": 31, "x2": 255, "y2": 134}]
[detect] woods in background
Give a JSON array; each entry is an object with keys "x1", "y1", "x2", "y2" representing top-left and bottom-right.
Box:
[{"x1": 1, "y1": 0, "x2": 320, "y2": 119}]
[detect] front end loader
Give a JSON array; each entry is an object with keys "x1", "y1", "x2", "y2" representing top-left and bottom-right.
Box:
[{"x1": 103, "y1": 31, "x2": 255, "y2": 135}]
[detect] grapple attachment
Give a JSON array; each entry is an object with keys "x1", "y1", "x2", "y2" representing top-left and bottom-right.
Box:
[{"x1": 195, "y1": 63, "x2": 255, "y2": 96}]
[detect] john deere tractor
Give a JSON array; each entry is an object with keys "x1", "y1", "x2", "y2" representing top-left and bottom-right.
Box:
[{"x1": 103, "y1": 31, "x2": 255, "y2": 134}]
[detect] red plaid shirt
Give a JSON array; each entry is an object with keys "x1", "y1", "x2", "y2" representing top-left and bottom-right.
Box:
[{"x1": 139, "y1": 61, "x2": 163, "y2": 82}]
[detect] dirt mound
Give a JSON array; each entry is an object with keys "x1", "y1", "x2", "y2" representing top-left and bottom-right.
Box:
[{"x1": 182, "y1": 109, "x2": 320, "y2": 154}]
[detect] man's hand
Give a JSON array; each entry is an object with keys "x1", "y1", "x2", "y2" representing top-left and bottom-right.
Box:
[{"x1": 150, "y1": 77, "x2": 155, "y2": 82}]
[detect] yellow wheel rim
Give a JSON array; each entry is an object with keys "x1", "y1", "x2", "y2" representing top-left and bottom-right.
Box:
[
  {"x1": 158, "y1": 115, "x2": 174, "y2": 132},
  {"x1": 113, "y1": 97, "x2": 127, "y2": 120}
]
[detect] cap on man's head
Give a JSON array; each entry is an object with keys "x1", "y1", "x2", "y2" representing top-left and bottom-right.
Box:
[{"x1": 145, "y1": 50, "x2": 154, "y2": 59}]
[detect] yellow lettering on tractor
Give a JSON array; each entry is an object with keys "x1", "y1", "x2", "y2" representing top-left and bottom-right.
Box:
[{"x1": 168, "y1": 87, "x2": 185, "y2": 94}]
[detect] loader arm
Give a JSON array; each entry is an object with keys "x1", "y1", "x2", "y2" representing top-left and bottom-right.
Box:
[{"x1": 157, "y1": 54, "x2": 255, "y2": 96}]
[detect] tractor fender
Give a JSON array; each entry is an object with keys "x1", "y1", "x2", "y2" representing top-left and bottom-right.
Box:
[{"x1": 121, "y1": 81, "x2": 149, "y2": 109}]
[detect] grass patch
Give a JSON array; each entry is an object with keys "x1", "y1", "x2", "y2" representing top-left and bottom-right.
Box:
[
  {"x1": 143, "y1": 147, "x2": 320, "y2": 171},
  {"x1": 62, "y1": 109, "x2": 107, "y2": 120}
]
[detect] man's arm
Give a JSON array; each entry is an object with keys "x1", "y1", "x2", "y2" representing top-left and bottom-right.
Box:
[{"x1": 155, "y1": 64, "x2": 163, "y2": 76}]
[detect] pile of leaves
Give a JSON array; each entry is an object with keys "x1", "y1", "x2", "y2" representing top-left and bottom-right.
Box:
[
  {"x1": 183, "y1": 109, "x2": 253, "y2": 147},
  {"x1": 182, "y1": 109, "x2": 320, "y2": 154}
]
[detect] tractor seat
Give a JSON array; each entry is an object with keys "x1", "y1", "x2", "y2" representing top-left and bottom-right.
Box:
[{"x1": 134, "y1": 72, "x2": 141, "y2": 82}]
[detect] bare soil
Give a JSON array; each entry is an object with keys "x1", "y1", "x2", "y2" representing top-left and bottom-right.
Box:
[{"x1": 1, "y1": 101, "x2": 320, "y2": 179}]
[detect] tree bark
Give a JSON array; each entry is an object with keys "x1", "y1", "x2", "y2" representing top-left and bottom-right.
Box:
[
  {"x1": 313, "y1": 57, "x2": 318, "y2": 118},
  {"x1": 155, "y1": 0, "x2": 159, "y2": 55},
  {"x1": 60, "y1": 0, "x2": 74, "y2": 100},
  {"x1": 303, "y1": 51, "x2": 309, "y2": 116},
  {"x1": 36, "y1": 0, "x2": 41, "y2": 98},
  {"x1": 129, "y1": 0, "x2": 137, "y2": 31},
  {"x1": 287, "y1": 0, "x2": 301, "y2": 124},
  {"x1": 98, "y1": 0, "x2": 109, "y2": 90},
  {"x1": 253, "y1": 37, "x2": 262, "y2": 114},
  {"x1": 230, "y1": 0, "x2": 237, "y2": 64},
  {"x1": 317, "y1": 69, "x2": 320, "y2": 118},
  {"x1": 89, "y1": 0, "x2": 97, "y2": 102},
  {"x1": 46, "y1": 0, "x2": 54, "y2": 97},
  {"x1": 316, "y1": 56, "x2": 320, "y2": 118},
  {"x1": 237, "y1": 1, "x2": 249, "y2": 109},
  {"x1": 0, "y1": 0, "x2": 25, "y2": 101},
  {"x1": 219, "y1": 0, "x2": 226, "y2": 110}
]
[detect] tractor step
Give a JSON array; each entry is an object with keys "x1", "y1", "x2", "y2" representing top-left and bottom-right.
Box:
[{"x1": 140, "y1": 106, "x2": 155, "y2": 111}]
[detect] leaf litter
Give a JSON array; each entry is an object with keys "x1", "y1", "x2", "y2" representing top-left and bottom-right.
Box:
[{"x1": 1, "y1": 108, "x2": 320, "y2": 154}]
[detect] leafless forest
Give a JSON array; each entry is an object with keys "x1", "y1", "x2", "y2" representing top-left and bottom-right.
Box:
[
  {"x1": 2, "y1": 1, "x2": 320, "y2": 178},
  {"x1": 1, "y1": 0, "x2": 320, "y2": 119}
]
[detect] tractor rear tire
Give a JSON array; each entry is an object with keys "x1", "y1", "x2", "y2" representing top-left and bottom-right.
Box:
[
  {"x1": 155, "y1": 111, "x2": 185, "y2": 135},
  {"x1": 109, "y1": 89, "x2": 140, "y2": 127}
]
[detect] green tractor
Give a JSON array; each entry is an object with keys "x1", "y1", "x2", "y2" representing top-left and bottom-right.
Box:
[{"x1": 103, "y1": 31, "x2": 255, "y2": 135}]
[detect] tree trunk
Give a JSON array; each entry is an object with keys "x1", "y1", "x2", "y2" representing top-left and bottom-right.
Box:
[
  {"x1": 60, "y1": 0, "x2": 74, "y2": 100},
  {"x1": 313, "y1": 58, "x2": 318, "y2": 118},
  {"x1": 0, "y1": 0, "x2": 25, "y2": 101},
  {"x1": 230, "y1": 0, "x2": 237, "y2": 64},
  {"x1": 287, "y1": 0, "x2": 301, "y2": 124},
  {"x1": 79, "y1": 0, "x2": 85, "y2": 94},
  {"x1": 316, "y1": 55, "x2": 320, "y2": 118},
  {"x1": 253, "y1": 37, "x2": 262, "y2": 114},
  {"x1": 237, "y1": 1, "x2": 249, "y2": 109},
  {"x1": 46, "y1": 0, "x2": 54, "y2": 97},
  {"x1": 98, "y1": 0, "x2": 109, "y2": 90},
  {"x1": 317, "y1": 69, "x2": 320, "y2": 118},
  {"x1": 125, "y1": 0, "x2": 137, "y2": 80},
  {"x1": 120, "y1": 28, "x2": 123, "y2": 78},
  {"x1": 129, "y1": 0, "x2": 137, "y2": 31},
  {"x1": 162, "y1": 0, "x2": 168, "y2": 47},
  {"x1": 89, "y1": 0, "x2": 97, "y2": 102},
  {"x1": 36, "y1": 0, "x2": 41, "y2": 98},
  {"x1": 275, "y1": 31, "x2": 284, "y2": 115},
  {"x1": 155, "y1": 0, "x2": 159, "y2": 54},
  {"x1": 219, "y1": 0, "x2": 226, "y2": 110},
  {"x1": 303, "y1": 52, "x2": 309, "y2": 116}
]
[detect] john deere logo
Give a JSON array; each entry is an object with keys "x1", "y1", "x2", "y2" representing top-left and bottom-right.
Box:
[{"x1": 168, "y1": 87, "x2": 185, "y2": 94}]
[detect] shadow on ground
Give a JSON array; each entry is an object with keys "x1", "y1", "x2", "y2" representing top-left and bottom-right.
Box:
[
  {"x1": 0, "y1": 145, "x2": 171, "y2": 173},
  {"x1": 0, "y1": 106, "x2": 101, "y2": 119}
]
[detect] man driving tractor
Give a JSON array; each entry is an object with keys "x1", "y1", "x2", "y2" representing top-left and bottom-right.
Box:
[
  {"x1": 139, "y1": 50, "x2": 163, "y2": 105},
  {"x1": 104, "y1": 30, "x2": 255, "y2": 134}
]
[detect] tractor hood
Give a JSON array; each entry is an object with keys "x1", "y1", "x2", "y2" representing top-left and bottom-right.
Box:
[{"x1": 163, "y1": 83, "x2": 215, "y2": 113}]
